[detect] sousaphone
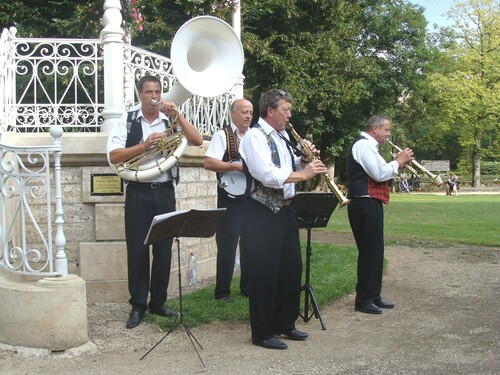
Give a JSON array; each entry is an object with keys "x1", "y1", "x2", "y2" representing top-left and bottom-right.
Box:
[{"x1": 108, "y1": 16, "x2": 244, "y2": 181}]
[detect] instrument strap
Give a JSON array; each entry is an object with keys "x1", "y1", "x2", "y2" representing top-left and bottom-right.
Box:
[{"x1": 223, "y1": 126, "x2": 240, "y2": 162}]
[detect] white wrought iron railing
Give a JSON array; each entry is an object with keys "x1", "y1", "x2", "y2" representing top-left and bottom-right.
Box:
[
  {"x1": 0, "y1": 126, "x2": 67, "y2": 276},
  {"x1": 0, "y1": 27, "x2": 234, "y2": 135},
  {"x1": 123, "y1": 44, "x2": 234, "y2": 135}
]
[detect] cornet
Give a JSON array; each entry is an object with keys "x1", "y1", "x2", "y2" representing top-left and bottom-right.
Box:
[
  {"x1": 287, "y1": 124, "x2": 350, "y2": 207},
  {"x1": 386, "y1": 139, "x2": 444, "y2": 186}
]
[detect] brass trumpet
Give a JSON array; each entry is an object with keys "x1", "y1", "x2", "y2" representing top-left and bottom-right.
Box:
[
  {"x1": 386, "y1": 139, "x2": 444, "y2": 186},
  {"x1": 287, "y1": 124, "x2": 350, "y2": 207}
]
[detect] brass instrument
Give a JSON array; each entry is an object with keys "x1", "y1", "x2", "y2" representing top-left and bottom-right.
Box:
[
  {"x1": 116, "y1": 100, "x2": 186, "y2": 180},
  {"x1": 386, "y1": 139, "x2": 444, "y2": 186},
  {"x1": 287, "y1": 124, "x2": 350, "y2": 207},
  {"x1": 107, "y1": 16, "x2": 244, "y2": 181}
]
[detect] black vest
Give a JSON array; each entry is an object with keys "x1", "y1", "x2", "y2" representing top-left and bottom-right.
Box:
[
  {"x1": 346, "y1": 135, "x2": 389, "y2": 204},
  {"x1": 125, "y1": 110, "x2": 179, "y2": 183}
]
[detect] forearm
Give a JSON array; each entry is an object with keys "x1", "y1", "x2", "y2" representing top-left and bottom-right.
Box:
[
  {"x1": 178, "y1": 115, "x2": 203, "y2": 146},
  {"x1": 204, "y1": 157, "x2": 243, "y2": 173}
]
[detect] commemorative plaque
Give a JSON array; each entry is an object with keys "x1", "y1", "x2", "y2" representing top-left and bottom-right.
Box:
[{"x1": 91, "y1": 173, "x2": 123, "y2": 196}]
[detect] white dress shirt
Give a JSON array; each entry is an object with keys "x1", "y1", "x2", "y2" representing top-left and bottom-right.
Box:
[
  {"x1": 351, "y1": 131, "x2": 399, "y2": 182},
  {"x1": 239, "y1": 118, "x2": 302, "y2": 199}
]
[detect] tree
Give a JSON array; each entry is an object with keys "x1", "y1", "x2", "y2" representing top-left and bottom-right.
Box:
[
  {"x1": 428, "y1": 0, "x2": 499, "y2": 186},
  {"x1": 1, "y1": 0, "x2": 439, "y2": 184},
  {"x1": 242, "y1": 0, "x2": 432, "y2": 181}
]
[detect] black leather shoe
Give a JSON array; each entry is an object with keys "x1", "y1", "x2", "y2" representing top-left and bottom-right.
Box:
[
  {"x1": 149, "y1": 305, "x2": 178, "y2": 318},
  {"x1": 355, "y1": 302, "x2": 382, "y2": 314},
  {"x1": 374, "y1": 299, "x2": 395, "y2": 309},
  {"x1": 280, "y1": 329, "x2": 309, "y2": 341},
  {"x1": 126, "y1": 310, "x2": 145, "y2": 329},
  {"x1": 253, "y1": 337, "x2": 288, "y2": 350}
]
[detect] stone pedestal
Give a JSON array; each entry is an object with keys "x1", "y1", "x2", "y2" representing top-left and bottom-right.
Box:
[{"x1": 0, "y1": 270, "x2": 89, "y2": 350}]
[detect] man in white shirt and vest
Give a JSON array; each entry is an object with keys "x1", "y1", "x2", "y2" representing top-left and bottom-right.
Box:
[
  {"x1": 204, "y1": 98, "x2": 253, "y2": 302},
  {"x1": 108, "y1": 75, "x2": 203, "y2": 329},
  {"x1": 239, "y1": 89, "x2": 327, "y2": 350},
  {"x1": 346, "y1": 115, "x2": 413, "y2": 314}
]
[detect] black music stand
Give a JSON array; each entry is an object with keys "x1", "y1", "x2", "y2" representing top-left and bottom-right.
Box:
[
  {"x1": 291, "y1": 192, "x2": 338, "y2": 330},
  {"x1": 140, "y1": 208, "x2": 226, "y2": 367}
]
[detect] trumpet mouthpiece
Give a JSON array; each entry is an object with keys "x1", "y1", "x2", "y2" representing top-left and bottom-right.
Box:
[{"x1": 150, "y1": 99, "x2": 159, "y2": 107}]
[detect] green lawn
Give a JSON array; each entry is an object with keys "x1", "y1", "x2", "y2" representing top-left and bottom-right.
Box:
[{"x1": 324, "y1": 194, "x2": 500, "y2": 247}]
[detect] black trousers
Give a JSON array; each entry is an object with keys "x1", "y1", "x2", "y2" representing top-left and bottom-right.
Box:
[
  {"x1": 214, "y1": 191, "x2": 249, "y2": 299},
  {"x1": 125, "y1": 183, "x2": 175, "y2": 312},
  {"x1": 240, "y1": 198, "x2": 302, "y2": 342},
  {"x1": 347, "y1": 197, "x2": 385, "y2": 305}
]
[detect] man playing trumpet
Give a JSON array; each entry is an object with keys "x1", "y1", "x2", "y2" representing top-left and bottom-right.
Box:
[
  {"x1": 346, "y1": 115, "x2": 413, "y2": 314},
  {"x1": 108, "y1": 75, "x2": 202, "y2": 329}
]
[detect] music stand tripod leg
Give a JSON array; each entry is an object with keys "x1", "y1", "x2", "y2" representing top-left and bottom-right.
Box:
[
  {"x1": 300, "y1": 226, "x2": 327, "y2": 330},
  {"x1": 141, "y1": 238, "x2": 205, "y2": 367}
]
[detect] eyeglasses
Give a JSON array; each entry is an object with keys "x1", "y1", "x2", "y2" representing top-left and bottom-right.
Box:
[{"x1": 264, "y1": 89, "x2": 290, "y2": 109}]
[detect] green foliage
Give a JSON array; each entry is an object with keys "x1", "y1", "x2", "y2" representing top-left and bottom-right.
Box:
[
  {"x1": 241, "y1": 0, "x2": 433, "y2": 182},
  {"x1": 481, "y1": 161, "x2": 500, "y2": 175},
  {"x1": 2, "y1": 0, "x2": 495, "y2": 183},
  {"x1": 424, "y1": 0, "x2": 500, "y2": 185}
]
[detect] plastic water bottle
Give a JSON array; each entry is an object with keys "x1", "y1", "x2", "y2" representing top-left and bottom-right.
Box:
[
  {"x1": 234, "y1": 247, "x2": 241, "y2": 271},
  {"x1": 187, "y1": 252, "x2": 197, "y2": 286}
]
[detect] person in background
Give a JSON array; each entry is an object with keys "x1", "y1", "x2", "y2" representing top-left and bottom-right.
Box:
[
  {"x1": 204, "y1": 98, "x2": 254, "y2": 302},
  {"x1": 239, "y1": 89, "x2": 327, "y2": 350},
  {"x1": 346, "y1": 115, "x2": 413, "y2": 314},
  {"x1": 448, "y1": 173, "x2": 459, "y2": 196},
  {"x1": 107, "y1": 75, "x2": 203, "y2": 329},
  {"x1": 410, "y1": 173, "x2": 420, "y2": 191}
]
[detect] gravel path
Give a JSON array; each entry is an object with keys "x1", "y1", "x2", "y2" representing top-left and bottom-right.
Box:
[{"x1": 2, "y1": 232, "x2": 499, "y2": 375}]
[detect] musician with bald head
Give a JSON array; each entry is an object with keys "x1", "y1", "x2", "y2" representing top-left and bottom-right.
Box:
[
  {"x1": 108, "y1": 75, "x2": 202, "y2": 329},
  {"x1": 204, "y1": 98, "x2": 254, "y2": 302},
  {"x1": 346, "y1": 115, "x2": 413, "y2": 315}
]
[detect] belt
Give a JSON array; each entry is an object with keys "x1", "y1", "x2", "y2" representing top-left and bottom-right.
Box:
[{"x1": 127, "y1": 181, "x2": 173, "y2": 189}]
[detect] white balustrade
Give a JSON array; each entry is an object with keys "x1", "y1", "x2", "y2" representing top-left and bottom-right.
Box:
[
  {"x1": 0, "y1": 0, "x2": 236, "y2": 135},
  {"x1": 0, "y1": 126, "x2": 66, "y2": 276}
]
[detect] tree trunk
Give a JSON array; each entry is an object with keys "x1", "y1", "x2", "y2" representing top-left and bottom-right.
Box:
[{"x1": 471, "y1": 129, "x2": 481, "y2": 187}]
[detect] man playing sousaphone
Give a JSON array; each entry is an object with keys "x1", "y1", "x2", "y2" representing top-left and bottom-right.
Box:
[
  {"x1": 108, "y1": 75, "x2": 203, "y2": 329},
  {"x1": 204, "y1": 99, "x2": 253, "y2": 302}
]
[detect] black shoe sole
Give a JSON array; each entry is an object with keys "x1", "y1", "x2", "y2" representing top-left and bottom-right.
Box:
[{"x1": 355, "y1": 306, "x2": 382, "y2": 314}]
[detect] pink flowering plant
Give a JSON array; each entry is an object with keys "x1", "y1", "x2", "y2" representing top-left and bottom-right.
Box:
[
  {"x1": 121, "y1": 0, "x2": 144, "y2": 33},
  {"x1": 86, "y1": 1, "x2": 144, "y2": 34},
  {"x1": 175, "y1": 0, "x2": 239, "y2": 19}
]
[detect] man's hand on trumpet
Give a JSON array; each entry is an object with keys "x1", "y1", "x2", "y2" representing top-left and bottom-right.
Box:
[{"x1": 395, "y1": 148, "x2": 414, "y2": 169}]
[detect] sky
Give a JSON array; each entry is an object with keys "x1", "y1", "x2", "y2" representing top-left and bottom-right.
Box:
[{"x1": 409, "y1": 0, "x2": 456, "y2": 29}]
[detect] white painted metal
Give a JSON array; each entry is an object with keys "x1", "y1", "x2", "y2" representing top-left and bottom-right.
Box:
[{"x1": 0, "y1": 126, "x2": 66, "y2": 276}]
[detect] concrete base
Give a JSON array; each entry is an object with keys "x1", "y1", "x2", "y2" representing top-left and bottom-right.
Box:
[{"x1": 0, "y1": 270, "x2": 90, "y2": 351}]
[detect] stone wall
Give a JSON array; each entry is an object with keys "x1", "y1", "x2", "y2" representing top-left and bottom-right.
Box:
[{"x1": 2, "y1": 132, "x2": 219, "y2": 303}]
